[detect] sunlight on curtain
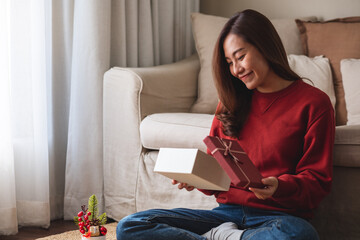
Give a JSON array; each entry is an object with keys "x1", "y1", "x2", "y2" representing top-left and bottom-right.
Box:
[
  {"x1": 0, "y1": 0, "x2": 18, "y2": 235},
  {"x1": 0, "y1": 0, "x2": 50, "y2": 234}
]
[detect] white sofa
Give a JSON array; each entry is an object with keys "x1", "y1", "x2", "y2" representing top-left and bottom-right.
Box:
[{"x1": 103, "y1": 13, "x2": 360, "y2": 239}]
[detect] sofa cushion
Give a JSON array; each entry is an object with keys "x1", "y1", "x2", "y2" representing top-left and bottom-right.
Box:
[
  {"x1": 288, "y1": 55, "x2": 336, "y2": 108},
  {"x1": 341, "y1": 59, "x2": 360, "y2": 125},
  {"x1": 190, "y1": 12, "x2": 316, "y2": 114},
  {"x1": 140, "y1": 113, "x2": 213, "y2": 152},
  {"x1": 296, "y1": 17, "x2": 360, "y2": 125},
  {"x1": 141, "y1": 114, "x2": 360, "y2": 168}
]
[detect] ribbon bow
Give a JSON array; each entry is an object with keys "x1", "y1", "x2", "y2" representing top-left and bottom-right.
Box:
[
  {"x1": 211, "y1": 137, "x2": 251, "y2": 188},
  {"x1": 211, "y1": 137, "x2": 245, "y2": 164}
]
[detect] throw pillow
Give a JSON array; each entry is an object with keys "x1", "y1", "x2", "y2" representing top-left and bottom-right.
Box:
[
  {"x1": 340, "y1": 59, "x2": 360, "y2": 125},
  {"x1": 190, "y1": 12, "x2": 316, "y2": 114},
  {"x1": 296, "y1": 17, "x2": 360, "y2": 125},
  {"x1": 190, "y1": 13, "x2": 228, "y2": 113},
  {"x1": 288, "y1": 55, "x2": 336, "y2": 108}
]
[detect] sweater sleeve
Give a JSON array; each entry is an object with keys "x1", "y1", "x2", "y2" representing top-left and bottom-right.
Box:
[{"x1": 272, "y1": 107, "x2": 335, "y2": 210}]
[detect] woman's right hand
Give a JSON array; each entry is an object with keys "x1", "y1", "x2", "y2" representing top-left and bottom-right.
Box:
[{"x1": 171, "y1": 180, "x2": 195, "y2": 191}]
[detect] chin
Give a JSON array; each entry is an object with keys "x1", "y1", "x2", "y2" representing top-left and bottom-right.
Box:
[{"x1": 244, "y1": 82, "x2": 257, "y2": 90}]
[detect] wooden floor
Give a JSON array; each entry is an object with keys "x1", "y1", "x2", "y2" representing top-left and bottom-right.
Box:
[{"x1": 0, "y1": 220, "x2": 75, "y2": 240}]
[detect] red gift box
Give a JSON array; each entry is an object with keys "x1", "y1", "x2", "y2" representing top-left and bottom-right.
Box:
[{"x1": 203, "y1": 136, "x2": 265, "y2": 189}]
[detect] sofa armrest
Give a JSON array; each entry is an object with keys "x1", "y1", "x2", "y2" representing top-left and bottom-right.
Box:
[
  {"x1": 333, "y1": 124, "x2": 360, "y2": 167},
  {"x1": 335, "y1": 124, "x2": 360, "y2": 144},
  {"x1": 112, "y1": 54, "x2": 200, "y2": 119},
  {"x1": 103, "y1": 54, "x2": 200, "y2": 219}
]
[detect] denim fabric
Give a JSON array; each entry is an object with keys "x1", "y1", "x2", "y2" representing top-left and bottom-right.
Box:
[{"x1": 116, "y1": 204, "x2": 319, "y2": 240}]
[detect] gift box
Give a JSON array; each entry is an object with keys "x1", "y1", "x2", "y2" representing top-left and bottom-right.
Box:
[
  {"x1": 203, "y1": 136, "x2": 264, "y2": 189},
  {"x1": 154, "y1": 148, "x2": 231, "y2": 191}
]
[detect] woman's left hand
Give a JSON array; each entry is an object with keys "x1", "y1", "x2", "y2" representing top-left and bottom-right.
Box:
[{"x1": 249, "y1": 177, "x2": 278, "y2": 200}]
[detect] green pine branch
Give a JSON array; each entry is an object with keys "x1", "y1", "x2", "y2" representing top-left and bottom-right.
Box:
[
  {"x1": 98, "y1": 213, "x2": 107, "y2": 225},
  {"x1": 88, "y1": 194, "x2": 98, "y2": 221}
]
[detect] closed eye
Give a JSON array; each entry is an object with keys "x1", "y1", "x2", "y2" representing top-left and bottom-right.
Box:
[
  {"x1": 238, "y1": 54, "x2": 245, "y2": 61},
  {"x1": 226, "y1": 54, "x2": 245, "y2": 65}
]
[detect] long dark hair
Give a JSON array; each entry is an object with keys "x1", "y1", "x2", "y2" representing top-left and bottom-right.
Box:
[{"x1": 213, "y1": 9, "x2": 300, "y2": 138}]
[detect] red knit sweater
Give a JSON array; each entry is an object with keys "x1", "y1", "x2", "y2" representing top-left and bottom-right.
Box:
[{"x1": 200, "y1": 80, "x2": 335, "y2": 219}]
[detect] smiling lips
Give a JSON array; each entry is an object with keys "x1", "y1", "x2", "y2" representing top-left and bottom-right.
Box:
[{"x1": 239, "y1": 71, "x2": 253, "y2": 81}]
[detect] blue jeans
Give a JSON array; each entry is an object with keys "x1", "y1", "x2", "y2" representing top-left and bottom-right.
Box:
[{"x1": 116, "y1": 204, "x2": 319, "y2": 240}]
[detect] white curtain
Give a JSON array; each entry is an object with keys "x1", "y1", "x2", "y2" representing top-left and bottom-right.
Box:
[
  {"x1": 111, "y1": 0, "x2": 198, "y2": 67},
  {"x1": 63, "y1": 0, "x2": 199, "y2": 220},
  {"x1": 0, "y1": 0, "x2": 51, "y2": 235},
  {"x1": 0, "y1": 0, "x2": 198, "y2": 235}
]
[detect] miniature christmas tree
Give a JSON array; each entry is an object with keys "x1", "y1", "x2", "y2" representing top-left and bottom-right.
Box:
[{"x1": 74, "y1": 194, "x2": 107, "y2": 237}]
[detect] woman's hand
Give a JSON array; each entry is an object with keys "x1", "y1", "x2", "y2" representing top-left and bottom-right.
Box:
[
  {"x1": 171, "y1": 180, "x2": 195, "y2": 191},
  {"x1": 249, "y1": 177, "x2": 278, "y2": 200}
]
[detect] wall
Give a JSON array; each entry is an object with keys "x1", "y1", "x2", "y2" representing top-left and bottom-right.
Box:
[{"x1": 200, "y1": 0, "x2": 360, "y2": 20}]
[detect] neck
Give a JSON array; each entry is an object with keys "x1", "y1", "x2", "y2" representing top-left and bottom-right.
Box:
[{"x1": 256, "y1": 71, "x2": 294, "y2": 93}]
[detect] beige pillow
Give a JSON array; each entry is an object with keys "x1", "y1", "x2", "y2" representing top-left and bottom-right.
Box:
[
  {"x1": 296, "y1": 17, "x2": 360, "y2": 125},
  {"x1": 341, "y1": 59, "x2": 360, "y2": 125},
  {"x1": 190, "y1": 13, "x2": 228, "y2": 113},
  {"x1": 190, "y1": 12, "x2": 316, "y2": 114},
  {"x1": 288, "y1": 55, "x2": 336, "y2": 108}
]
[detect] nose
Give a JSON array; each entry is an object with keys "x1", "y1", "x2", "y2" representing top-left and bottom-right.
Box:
[{"x1": 232, "y1": 61, "x2": 244, "y2": 76}]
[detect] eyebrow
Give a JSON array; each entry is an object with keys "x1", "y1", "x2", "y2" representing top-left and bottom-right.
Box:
[{"x1": 225, "y1": 47, "x2": 245, "y2": 59}]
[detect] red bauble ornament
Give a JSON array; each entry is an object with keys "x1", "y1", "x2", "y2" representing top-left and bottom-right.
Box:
[{"x1": 100, "y1": 226, "x2": 107, "y2": 235}]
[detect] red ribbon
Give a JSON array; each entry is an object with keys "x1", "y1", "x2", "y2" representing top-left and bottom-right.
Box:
[
  {"x1": 211, "y1": 137, "x2": 245, "y2": 164},
  {"x1": 211, "y1": 137, "x2": 251, "y2": 188}
]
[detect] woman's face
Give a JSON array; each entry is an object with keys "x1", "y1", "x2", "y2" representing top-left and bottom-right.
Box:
[{"x1": 223, "y1": 33, "x2": 272, "y2": 91}]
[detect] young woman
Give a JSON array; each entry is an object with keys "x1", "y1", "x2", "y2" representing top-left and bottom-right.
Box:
[{"x1": 116, "y1": 9, "x2": 335, "y2": 240}]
